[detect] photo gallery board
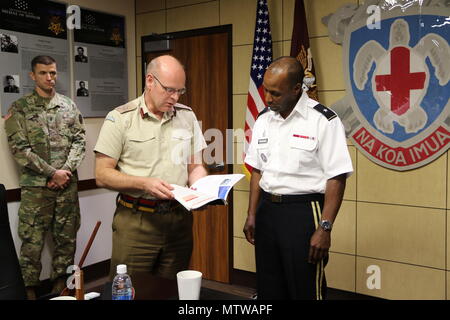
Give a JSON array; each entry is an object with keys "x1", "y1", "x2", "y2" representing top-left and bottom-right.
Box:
[{"x1": 0, "y1": 0, "x2": 128, "y2": 117}]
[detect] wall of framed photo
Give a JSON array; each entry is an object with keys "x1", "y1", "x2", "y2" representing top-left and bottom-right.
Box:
[{"x1": 0, "y1": 0, "x2": 128, "y2": 117}]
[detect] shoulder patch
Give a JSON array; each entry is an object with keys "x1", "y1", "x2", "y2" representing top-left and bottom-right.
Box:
[
  {"x1": 313, "y1": 104, "x2": 337, "y2": 121},
  {"x1": 174, "y1": 103, "x2": 192, "y2": 111},
  {"x1": 105, "y1": 114, "x2": 115, "y2": 122},
  {"x1": 3, "y1": 110, "x2": 13, "y2": 121},
  {"x1": 257, "y1": 107, "x2": 269, "y2": 119},
  {"x1": 115, "y1": 103, "x2": 137, "y2": 114}
]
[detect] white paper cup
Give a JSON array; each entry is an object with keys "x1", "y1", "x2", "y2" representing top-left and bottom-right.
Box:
[
  {"x1": 50, "y1": 296, "x2": 77, "y2": 300},
  {"x1": 176, "y1": 270, "x2": 202, "y2": 300}
]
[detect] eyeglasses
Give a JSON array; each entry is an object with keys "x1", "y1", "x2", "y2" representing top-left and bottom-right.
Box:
[{"x1": 152, "y1": 74, "x2": 186, "y2": 96}]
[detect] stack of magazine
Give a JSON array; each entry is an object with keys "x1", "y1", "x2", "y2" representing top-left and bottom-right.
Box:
[{"x1": 171, "y1": 174, "x2": 244, "y2": 210}]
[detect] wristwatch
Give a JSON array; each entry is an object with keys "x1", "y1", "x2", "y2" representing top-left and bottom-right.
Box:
[{"x1": 319, "y1": 220, "x2": 333, "y2": 231}]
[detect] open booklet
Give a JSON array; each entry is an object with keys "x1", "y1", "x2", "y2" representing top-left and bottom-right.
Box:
[{"x1": 171, "y1": 174, "x2": 245, "y2": 211}]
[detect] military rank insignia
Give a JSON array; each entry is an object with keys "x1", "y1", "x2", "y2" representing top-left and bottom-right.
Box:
[
  {"x1": 110, "y1": 27, "x2": 123, "y2": 46},
  {"x1": 48, "y1": 16, "x2": 65, "y2": 36}
]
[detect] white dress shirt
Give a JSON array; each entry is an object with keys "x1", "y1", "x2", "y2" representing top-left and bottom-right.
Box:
[{"x1": 245, "y1": 91, "x2": 353, "y2": 195}]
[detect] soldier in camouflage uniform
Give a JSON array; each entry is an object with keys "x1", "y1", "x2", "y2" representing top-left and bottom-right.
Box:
[{"x1": 4, "y1": 56, "x2": 86, "y2": 300}]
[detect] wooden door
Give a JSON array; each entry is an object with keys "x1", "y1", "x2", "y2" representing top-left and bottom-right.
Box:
[{"x1": 142, "y1": 26, "x2": 232, "y2": 283}]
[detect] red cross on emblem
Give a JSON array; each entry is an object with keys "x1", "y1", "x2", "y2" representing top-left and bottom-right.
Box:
[{"x1": 375, "y1": 47, "x2": 426, "y2": 116}]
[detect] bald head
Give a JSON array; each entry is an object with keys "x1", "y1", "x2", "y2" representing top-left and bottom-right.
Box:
[
  {"x1": 146, "y1": 55, "x2": 185, "y2": 77},
  {"x1": 144, "y1": 55, "x2": 187, "y2": 117},
  {"x1": 262, "y1": 56, "x2": 304, "y2": 118},
  {"x1": 267, "y1": 56, "x2": 304, "y2": 89}
]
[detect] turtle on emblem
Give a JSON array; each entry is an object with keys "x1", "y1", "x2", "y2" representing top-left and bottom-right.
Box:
[
  {"x1": 323, "y1": 2, "x2": 450, "y2": 171},
  {"x1": 353, "y1": 18, "x2": 450, "y2": 134}
]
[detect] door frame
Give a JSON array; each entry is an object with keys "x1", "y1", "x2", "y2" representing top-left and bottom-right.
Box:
[{"x1": 141, "y1": 24, "x2": 234, "y2": 282}]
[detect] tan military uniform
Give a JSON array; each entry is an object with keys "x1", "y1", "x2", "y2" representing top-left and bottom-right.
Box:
[
  {"x1": 94, "y1": 93, "x2": 207, "y2": 198},
  {"x1": 4, "y1": 90, "x2": 86, "y2": 287},
  {"x1": 95, "y1": 93, "x2": 207, "y2": 279}
]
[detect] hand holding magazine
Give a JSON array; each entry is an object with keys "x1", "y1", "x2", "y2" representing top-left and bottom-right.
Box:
[{"x1": 171, "y1": 174, "x2": 245, "y2": 211}]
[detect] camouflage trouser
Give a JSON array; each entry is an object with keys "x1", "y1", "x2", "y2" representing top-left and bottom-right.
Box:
[{"x1": 18, "y1": 183, "x2": 80, "y2": 287}]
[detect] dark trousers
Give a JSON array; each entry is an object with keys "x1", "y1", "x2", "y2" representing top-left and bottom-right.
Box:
[{"x1": 255, "y1": 194, "x2": 327, "y2": 300}]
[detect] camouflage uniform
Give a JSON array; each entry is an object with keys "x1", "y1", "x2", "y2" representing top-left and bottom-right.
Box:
[{"x1": 4, "y1": 90, "x2": 86, "y2": 286}]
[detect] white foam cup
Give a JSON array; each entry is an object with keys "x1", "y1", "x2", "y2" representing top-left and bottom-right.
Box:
[
  {"x1": 50, "y1": 296, "x2": 77, "y2": 300},
  {"x1": 176, "y1": 270, "x2": 202, "y2": 300}
]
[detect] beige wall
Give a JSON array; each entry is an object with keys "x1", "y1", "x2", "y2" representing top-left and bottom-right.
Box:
[{"x1": 134, "y1": 0, "x2": 448, "y2": 300}]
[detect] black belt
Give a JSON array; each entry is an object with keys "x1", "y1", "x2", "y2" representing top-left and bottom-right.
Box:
[{"x1": 261, "y1": 191, "x2": 324, "y2": 203}]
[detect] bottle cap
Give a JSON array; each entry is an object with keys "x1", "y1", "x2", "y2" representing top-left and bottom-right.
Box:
[{"x1": 117, "y1": 264, "x2": 127, "y2": 274}]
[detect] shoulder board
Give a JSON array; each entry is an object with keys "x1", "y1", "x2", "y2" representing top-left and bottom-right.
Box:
[
  {"x1": 257, "y1": 107, "x2": 269, "y2": 119},
  {"x1": 174, "y1": 103, "x2": 192, "y2": 111},
  {"x1": 115, "y1": 102, "x2": 137, "y2": 114},
  {"x1": 313, "y1": 104, "x2": 337, "y2": 121}
]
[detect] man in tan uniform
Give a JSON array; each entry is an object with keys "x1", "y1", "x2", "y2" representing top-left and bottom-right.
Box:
[{"x1": 94, "y1": 55, "x2": 207, "y2": 279}]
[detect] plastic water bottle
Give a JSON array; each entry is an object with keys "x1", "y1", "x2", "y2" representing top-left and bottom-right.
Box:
[{"x1": 111, "y1": 264, "x2": 133, "y2": 300}]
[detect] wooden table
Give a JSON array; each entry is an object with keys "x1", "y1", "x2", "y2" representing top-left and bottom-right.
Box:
[{"x1": 101, "y1": 271, "x2": 249, "y2": 300}]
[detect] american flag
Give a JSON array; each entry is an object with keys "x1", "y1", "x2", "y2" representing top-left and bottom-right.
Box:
[
  {"x1": 243, "y1": 0, "x2": 273, "y2": 178},
  {"x1": 85, "y1": 13, "x2": 96, "y2": 25},
  {"x1": 15, "y1": 0, "x2": 29, "y2": 11}
]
